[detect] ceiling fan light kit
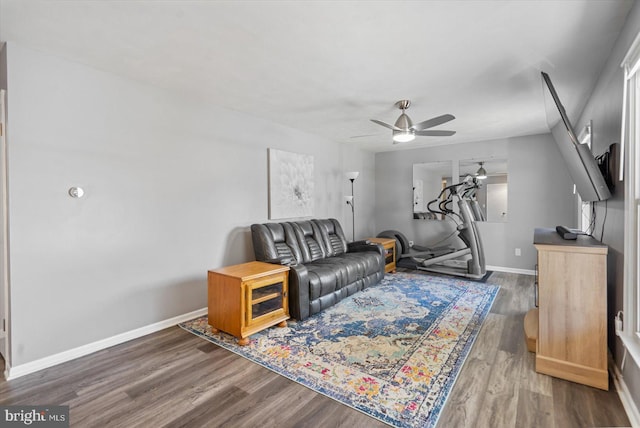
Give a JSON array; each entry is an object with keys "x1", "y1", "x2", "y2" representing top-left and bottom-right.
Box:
[
  {"x1": 393, "y1": 130, "x2": 415, "y2": 143},
  {"x1": 371, "y1": 99, "x2": 456, "y2": 144}
]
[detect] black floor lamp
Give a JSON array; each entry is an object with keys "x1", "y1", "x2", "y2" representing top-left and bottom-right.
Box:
[{"x1": 345, "y1": 171, "x2": 359, "y2": 241}]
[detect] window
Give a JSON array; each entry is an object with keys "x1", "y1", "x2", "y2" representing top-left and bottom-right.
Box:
[
  {"x1": 621, "y1": 31, "x2": 640, "y2": 365},
  {"x1": 577, "y1": 123, "x2": 594, "y2": 234}
]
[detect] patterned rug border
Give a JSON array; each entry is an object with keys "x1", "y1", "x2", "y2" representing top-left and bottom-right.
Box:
[
  {"x1": 424, "y1": 280, "x2": 498, "y2": 428},
  {"x1": 180, "y1": 273, "x2": 499, "y2": 427},
  {"x1": 180, "y1": 318, "x2": 377, "y2": 420}
]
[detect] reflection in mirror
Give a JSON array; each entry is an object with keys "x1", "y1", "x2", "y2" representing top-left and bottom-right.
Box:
[
  {"x1": 459, "y1": 159, "x2": 508, "y2": 222},
  {"x1": 412, "y1": 161, "x2": 452, "y2": 220}
]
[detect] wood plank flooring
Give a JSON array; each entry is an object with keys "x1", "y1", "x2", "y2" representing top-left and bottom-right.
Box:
[{"x1": 0, "y1": 271, "x2": 632, "y2": 427}]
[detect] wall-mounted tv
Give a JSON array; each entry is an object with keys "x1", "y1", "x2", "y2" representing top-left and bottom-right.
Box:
[{"x1": 541, "y1": 71, "x2": 611, "y2": 202}]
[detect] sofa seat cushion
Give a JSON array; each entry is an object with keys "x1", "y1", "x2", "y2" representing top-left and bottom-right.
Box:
[
  {"x1": 306, "y1": 252, "x2": 381, "y2": 298},
  {"x1": 306, "y1": 264, "x2": 360, "y2": 315},
  {"x1": 339, "y1": 252, "x2": 384, "y2": 277},
  {"x1": 311, "y1": 256, "x2": 372, "y2": 283},
  {"x1": 308, "y1": 257, "x2": 356, "y2": 288}
]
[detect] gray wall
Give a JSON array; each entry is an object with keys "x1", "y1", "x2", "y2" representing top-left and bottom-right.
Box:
[
  {"x1": 576, "y1": 0, "x2": 640, "y2": 411},
  {"x1": 374, "y1": 134, "x2": 575, "y2": 271},
  {"x1": 4, "y1": 42, "x2": 376, "y2": 366}
]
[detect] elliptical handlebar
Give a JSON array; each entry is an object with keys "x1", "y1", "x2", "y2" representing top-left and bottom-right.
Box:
[{"x1": 426, "y1": 180, "x2": 478, "y2": 221}]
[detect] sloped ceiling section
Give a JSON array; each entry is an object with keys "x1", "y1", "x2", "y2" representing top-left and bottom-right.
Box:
[{"x1": 0, "y1": 0, "x2": 633, "y2": 152}]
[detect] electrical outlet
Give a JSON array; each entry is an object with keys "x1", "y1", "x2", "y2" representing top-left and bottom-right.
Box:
[
  {"x1": 409, "y1": 241, "x2": 414, "y2": 247},
  {"x1": 515, "y1": 248, "x2": 521, "y2": 256}
]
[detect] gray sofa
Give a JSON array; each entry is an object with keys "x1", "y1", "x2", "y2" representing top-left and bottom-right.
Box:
[{"x1": 250, "y1": 218, "x2": 385, "y2": 320}]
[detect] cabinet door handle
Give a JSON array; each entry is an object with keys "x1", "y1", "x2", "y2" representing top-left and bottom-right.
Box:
[{"x1": 534, "y1": 263, "x2": 538, "y2": 308}]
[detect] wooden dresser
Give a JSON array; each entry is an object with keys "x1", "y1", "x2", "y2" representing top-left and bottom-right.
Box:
[{"x1": 525, "y1": 228, "x2": 608, "y2": 390}]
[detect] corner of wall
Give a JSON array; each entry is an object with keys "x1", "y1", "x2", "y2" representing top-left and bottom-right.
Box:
[{"x1": 0, "y1": 42, "x2": 7, "y2": 90}]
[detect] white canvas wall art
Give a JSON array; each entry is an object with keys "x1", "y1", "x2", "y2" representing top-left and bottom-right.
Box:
[{"x1": 268, "y1": 148, "x2": 314, "y2": 219}]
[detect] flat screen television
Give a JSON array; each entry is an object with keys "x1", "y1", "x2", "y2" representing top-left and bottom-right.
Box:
[{"x1": 541, "y1": 71, "x2": 611, "y2": 202}]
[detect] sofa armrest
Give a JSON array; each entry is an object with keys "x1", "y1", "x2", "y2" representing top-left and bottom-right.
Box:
[
  {"x1": 263, "y1": 256, "x2": 297, "y2": 266},
  {"x1": 348, "y1": 241, "x2": 385, "y2": 258},
  {"x1": 347, "y1": 241, "x2": 386, "y2": 276},
  {"x1": 286, "y1": 264, "x2": 310, "y2": 321}
]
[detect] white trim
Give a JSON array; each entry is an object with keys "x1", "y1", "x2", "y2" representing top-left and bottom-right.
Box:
[
  {"x1": 621, "y1": 31, "x2": 640, "y2": 70},
  {"x1": 610, "y1": 354, "x2": 640, "y2": 428},
  {"x1": 621, "y1": 69, "x2": 628, "y2": 181},
  {"x1": 486, "y1": 265, "x2": 535, "y2": 276},
  {"x1": 0, "y1": 88, "x2": 9, "y2": 375},
  {"x1": 622, "y1": 30, "x2": 640, "y2": 363},
  {"x1": 620, "y1": 332, "x2": 640, "y2": 374},
  {"x1": 625, "y1": 33, "x2": 640, "y2": 80},
  {"x1": 5, "y1": 307, "x2": 207, "y2": 380},
  {"x1": 619, "y1": 30, "x2": 640, "y2": 183}
]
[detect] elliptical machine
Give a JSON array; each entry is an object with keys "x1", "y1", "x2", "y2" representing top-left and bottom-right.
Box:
[
  {"x1": 378, "y1": 178, "x2": 487, "y2": 280},
  {"x1": 459, "y1": 179, "x2": 486, "y2": 222}
]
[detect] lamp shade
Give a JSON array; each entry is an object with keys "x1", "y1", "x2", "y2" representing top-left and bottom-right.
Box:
[{"x1": 345, "y1": 171, "x2": 360, "y2": 181}]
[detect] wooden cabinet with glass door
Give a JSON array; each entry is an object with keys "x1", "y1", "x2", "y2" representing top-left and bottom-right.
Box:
[{"x1": 207, "y1": 261, "x2": 289, "y2": 345}]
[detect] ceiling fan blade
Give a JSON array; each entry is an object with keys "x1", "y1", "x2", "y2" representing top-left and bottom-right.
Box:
[
  {"x1": 350, "y1": 133, "x2": 381, "y2": 139},
  {"x1": 415, "y1": 130, "x2": 456, "y2": 136},
  {"x1": 412, "y1": 114, "x2": 455, "y2": 131},
  {"x1": 370, "y1": 119, "x2": 401, "y2": 131}
]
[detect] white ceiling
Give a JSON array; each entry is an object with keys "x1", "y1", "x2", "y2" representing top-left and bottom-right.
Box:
[{"x1": 0, "y1": 0, "x2": 634, "y2": 152}]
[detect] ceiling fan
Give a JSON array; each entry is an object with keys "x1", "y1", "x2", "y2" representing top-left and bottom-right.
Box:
[{"x1": 370, "y1": 100, "x2": 456, "y2": 144}]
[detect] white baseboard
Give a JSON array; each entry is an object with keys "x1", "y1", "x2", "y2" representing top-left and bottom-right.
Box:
[
  {"x1": 610, "y1": 356, "x2": 640, "y2": 428},
  {"x1": 487, "y1": 265, "x2": 536, "y2": 276},
  {"x1": 6, "y1": 307, "x2": 207, "y2": 380}
]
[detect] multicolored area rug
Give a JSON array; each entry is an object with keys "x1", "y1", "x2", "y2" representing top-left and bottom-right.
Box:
[{"x1": 180, "y1": 272, "x2": 499, "y2": 428}]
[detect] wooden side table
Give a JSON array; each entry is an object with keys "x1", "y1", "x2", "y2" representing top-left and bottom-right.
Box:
[
  {"x1": 208, "y1": 261, "x2": 290, "y2": 345},
  {"x1": 367, "y1": 237, "x2": 396, "y2": 273}
]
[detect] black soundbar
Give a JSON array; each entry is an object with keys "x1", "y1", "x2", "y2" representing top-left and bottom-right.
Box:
[{"x1": 556, "y1": 225, "x2": 577, "y2": 240}]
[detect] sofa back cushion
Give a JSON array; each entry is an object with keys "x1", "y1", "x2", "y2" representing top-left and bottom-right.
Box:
[
  {"x1": 291, "y1": 220, "x2": 326, "y2": 263},
  {"x1": 313, "y1": 218, "x2": 348, "y2": 256},
  {"x1": 251, "y1": 223, "x2": 302, "y2": 264}
]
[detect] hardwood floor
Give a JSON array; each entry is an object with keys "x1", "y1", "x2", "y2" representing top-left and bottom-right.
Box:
[{"x1": 0, "y1": 272, "x2": 631, "y2": 427}]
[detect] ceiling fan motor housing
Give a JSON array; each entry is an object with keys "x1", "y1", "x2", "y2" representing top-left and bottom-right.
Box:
[
  {"x1": 394, "y1": 113, "x2": 413, "y2": 130},
  {"x1": 393, "y1": 101, "x2": 416, "y2": 143},
  {"x1": 394, "y1": 99, "x2": 411, "y2": 110}
]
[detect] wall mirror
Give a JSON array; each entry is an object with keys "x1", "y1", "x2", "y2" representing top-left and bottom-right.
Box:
[
  {"x1": 459, "y1": 159, "x2": 508, "y2": 222},
  {"x1": 413, "y1": 159, "x2": 508, "y2": 222},
  {"x1": 412, "y1": 161, "x2": 452, "y2": 220}
]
